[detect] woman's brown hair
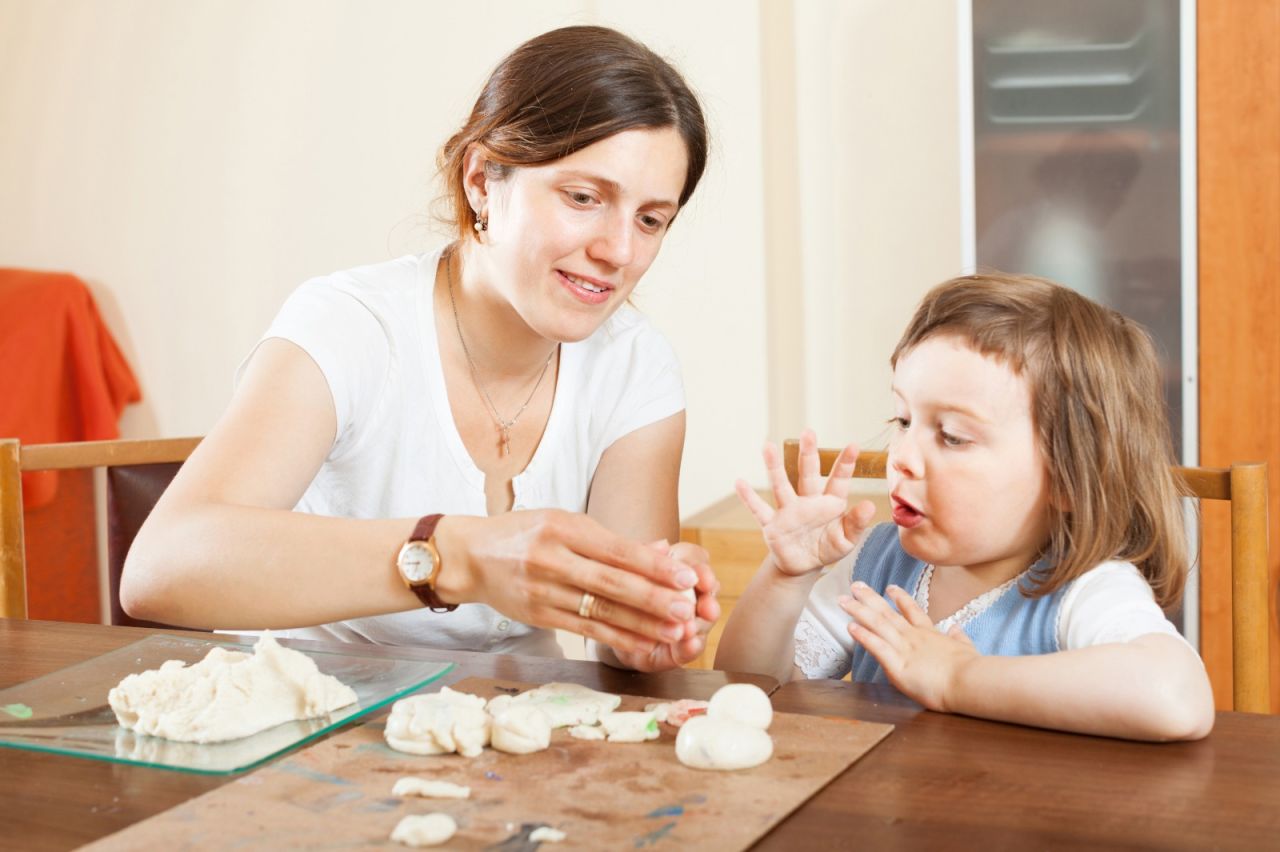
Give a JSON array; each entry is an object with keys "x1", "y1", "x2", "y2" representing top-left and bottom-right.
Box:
[
  {"x1": 438, "y1": 25, "x2": 709, "y2": 240},
  {"x1": 890, "y1": 272, "x2": 1189, "y2": 609}
]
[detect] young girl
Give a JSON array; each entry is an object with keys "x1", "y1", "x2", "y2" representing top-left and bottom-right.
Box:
[
  {"x1": 716, "y1": 272, "x2": 1215, "y2": 741},
  {"x1": 123, "y1": 26, "x2": 718, "y2": 672}
]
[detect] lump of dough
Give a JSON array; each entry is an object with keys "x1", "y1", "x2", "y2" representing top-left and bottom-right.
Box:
[
  {"x1": 385, "y1": 688, "x2": 490, "y2": 757},
  {"x1": 675, "y1": 715, "x2": 773, "y2": 770},
  {"x1": 486, "y1": 682, "x2": 621, "y2": 728},
  {"x1": 108, "y1": 632, "x2": 357, "y2": 743},
  {"x1": 391, "y1": 778, "x2": 470, "y2": 799},
  {"x1": 645, "y1": 699, "x2": 708, "y2": 727},
  {"x1": 390, "y1": 813, "x2": 457, "y2": 847},
  {"x1": 706, "y1": 683, "x2": 773, "y2": 730},
  {"x1": 599, "y1": 711, "x2": 660, "y2": 743},
  {"x1": 530, "y1": 826, "x2": 566, "y2": 842},
  {"x1": 568, "y1": 724, "x2": 605, "y2": 741},
  {"x1": 490, "y1": 706, "x2": 553, "y2": 754}
]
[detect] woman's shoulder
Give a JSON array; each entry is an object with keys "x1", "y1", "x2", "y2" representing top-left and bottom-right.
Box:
[{"x1": 297, "y1": 254, "x2": 426, "y2": 302}]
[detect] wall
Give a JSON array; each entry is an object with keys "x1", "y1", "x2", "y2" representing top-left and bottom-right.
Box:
[{"x1": 0, "y1": 0, "x2": 961, "y2": 517}]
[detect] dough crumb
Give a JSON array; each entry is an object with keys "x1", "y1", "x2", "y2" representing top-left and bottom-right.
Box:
[
  {"x1": 599, "y1": 711, "x2": 660, "y2": 743},
  {"x1": 530, "y1": 826, "x2": 567, "y2": 842},
  {"x1": 391, "y1": 813, "x2": 457, "y2": 847},
  {"x1": 391, "y1": 777, "x2": 470, "y2": 799}
]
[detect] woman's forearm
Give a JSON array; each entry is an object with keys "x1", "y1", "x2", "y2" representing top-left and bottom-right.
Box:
[{"x1": 123, "y1": 502, "x2": 422, "y2": 629}]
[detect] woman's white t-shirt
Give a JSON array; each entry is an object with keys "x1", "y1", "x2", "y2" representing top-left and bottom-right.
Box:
[{"x1": 245, "y1": 249, "x2": 684, "y2": 655}]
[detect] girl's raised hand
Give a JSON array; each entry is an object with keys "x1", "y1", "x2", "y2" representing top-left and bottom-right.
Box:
[
  {"x1": 839, "y1": 582, "x2": 979, "y2": 711},
  {"x1": 734, "y1": 429, "x2": 876, "y2": 576}
]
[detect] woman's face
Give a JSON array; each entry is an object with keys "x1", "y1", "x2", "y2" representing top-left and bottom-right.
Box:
[
  {"x1": 886, "y1": 334, "x2": 1053, "y2": 583},
  {"x1": 476, "y1": 127, "x2": 689, "y2": 342}
]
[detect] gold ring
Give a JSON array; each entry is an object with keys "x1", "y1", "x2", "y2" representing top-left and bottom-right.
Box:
[{"x1": 577, "y1": 591, "x2": 596, "y2": 619}]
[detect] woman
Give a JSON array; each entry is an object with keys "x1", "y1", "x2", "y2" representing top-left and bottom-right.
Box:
[{"x1": 122, "y1": 25, "x2": 719, "y2": 672}]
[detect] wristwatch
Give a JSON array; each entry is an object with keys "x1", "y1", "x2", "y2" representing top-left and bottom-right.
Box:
[{"x1": 396, "y1": 514, "x2": 457, "y2": 612}]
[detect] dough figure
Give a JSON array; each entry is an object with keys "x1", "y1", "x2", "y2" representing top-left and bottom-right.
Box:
[
  {"x1": 108, "y1": 632, "x2": 356, "y2": 744},
  {"x1": 486, "y1": 682, "x2": 621, "y2": 728},
  {"x1": 599, "y1": 711, "x2": 660, "y2": 742},
  {"x1": 675, "y1": 683, "x2": 774, "y2": 770},
  {"x1": 385, "y1": 688, "x2": 490, "y2": 757},
  {"x1": 490, "y1": 706, "x2": 553, "y2": 754},
  {"x1": 390, "y1": 813, "x2": 457, "y2": 847},
  {"x1": 391, "y1": 778, "x2": 471, "y2": 799}
]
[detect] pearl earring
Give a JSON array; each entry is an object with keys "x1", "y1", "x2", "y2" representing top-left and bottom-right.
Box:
[{"x1": 473, "y1": 217, "x2": 487, "y2": 233}]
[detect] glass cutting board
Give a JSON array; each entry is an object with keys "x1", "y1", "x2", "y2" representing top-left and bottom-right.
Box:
[{"x1": 0, "y1": 634, "x2": 452, "y2": 775}]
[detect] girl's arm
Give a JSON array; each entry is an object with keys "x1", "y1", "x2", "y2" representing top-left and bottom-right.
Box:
[
  {"x1": 585, "y1": 411, "x2": 721, "y2": 671},
  {"x1": 845, "y1": 584, "x2": 1215, "y2": 741},
  {"x1": 121, "y1": 339, "x2": 697, "y2": 657},
  {"x1": 715, "y1": 431, "x2": 876, "y2": 681}
]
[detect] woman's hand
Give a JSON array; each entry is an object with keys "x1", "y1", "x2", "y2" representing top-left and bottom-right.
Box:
[
  {"x1": 840, "y1": 582, "x2": 979, "y2": 711},
  {"x1": 434, "y1": 510, "x2": 701, "y2": 659},
  {"x1": 735, "y1": 429, "x2": 876, "y2": 576},
  {"x1": 608, "y1": 540, "x2": 721, "y2": 672}
]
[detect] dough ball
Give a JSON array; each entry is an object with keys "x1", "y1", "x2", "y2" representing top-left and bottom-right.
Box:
[
  {"x1": 675, "y1": 716, "x2": 773, "y2": 771},
  {"x1": 706, "y1": 683, "x2": 773, "y2": 730}
]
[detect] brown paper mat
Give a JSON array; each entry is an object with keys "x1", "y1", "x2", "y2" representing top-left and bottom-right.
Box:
[{"x1": 86, "y1": 677, "x2": 892, "y2": 850}]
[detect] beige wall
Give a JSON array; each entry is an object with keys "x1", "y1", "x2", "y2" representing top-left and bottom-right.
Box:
[{"x1": 0, "y1": 0, "x2": 960, "y2": 517}]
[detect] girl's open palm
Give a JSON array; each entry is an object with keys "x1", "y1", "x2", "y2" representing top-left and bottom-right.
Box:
[{"x1": 735, "y1": 430, "x2": 876, "y2": 576}]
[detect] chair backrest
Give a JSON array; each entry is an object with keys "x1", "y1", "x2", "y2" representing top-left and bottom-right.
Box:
[
  {"x1": 781, "y1": 439, "x2": 1272, "y2": 714},
  {"x1": 0, "y1": 437, "x2": 201, "y2": 622}
]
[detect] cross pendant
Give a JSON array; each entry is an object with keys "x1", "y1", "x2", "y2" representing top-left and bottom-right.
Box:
[{"x1": 499, "y1": 426, "x2": 511, "y2": 457}]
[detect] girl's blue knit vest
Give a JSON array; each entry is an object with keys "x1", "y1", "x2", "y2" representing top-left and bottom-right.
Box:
[{"x1": 846, "y1": 524, "x2": 1066, "y2": 684}]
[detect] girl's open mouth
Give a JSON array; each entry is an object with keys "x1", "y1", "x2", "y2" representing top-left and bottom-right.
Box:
[{"x1": 890, "y1": 495, "x2": 924, "y2": 529}]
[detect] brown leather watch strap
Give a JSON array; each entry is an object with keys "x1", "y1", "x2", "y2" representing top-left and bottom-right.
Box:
[{"x1": 406, "y1": 513, "x2": 457, "y2": 613}]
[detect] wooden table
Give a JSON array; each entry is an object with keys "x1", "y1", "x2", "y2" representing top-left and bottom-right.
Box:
[{"x1": 4, "y1": 619, "x2": 1279, "y2": 850}]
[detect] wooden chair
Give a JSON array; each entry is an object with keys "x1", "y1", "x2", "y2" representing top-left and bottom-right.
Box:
[
  {"x1": 781, "y1": 439, "x2": 1272, "y2": 714},
  {"x1": 0, "y1": 437, "x2": 201, "y2": 621}
]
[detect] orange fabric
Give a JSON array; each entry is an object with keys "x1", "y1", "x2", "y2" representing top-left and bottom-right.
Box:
[{"x1": 0, "y1": 269, "x2": 142, "y2": 507}]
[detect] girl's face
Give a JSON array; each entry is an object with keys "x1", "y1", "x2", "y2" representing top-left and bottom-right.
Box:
[
  {"x1": 887, "y1": 334, "x2": 1053, "y2": 582},
  {"x1": 476, "y1": 127, "x2": 689, "y2": 342}
]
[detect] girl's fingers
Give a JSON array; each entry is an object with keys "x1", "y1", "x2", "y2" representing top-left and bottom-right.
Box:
[
  {"x1": 848, "y1": 622, "x2": 899, "y2": 671},
  {"x1": 798, "y1": 429, "x2": 822, "y2": 496},
  {"x1": 761, "y1": 441, "x2": 796, "y2": 506},
  {"x1": 840, "y1": 499, "x2": 877, "y2": 541},
  {"x1": 735, "y1": 479, "x2": 775, "y2": 526},
  {"x1": 822, "y1": 442, "x2": 861, "y2": 501},
  {"x1": 885, "y1": 585, "x2": 931, "y2": 629}
]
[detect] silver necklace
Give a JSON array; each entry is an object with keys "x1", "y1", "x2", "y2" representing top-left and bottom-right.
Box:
[{"x1": 446, "y1": 249, "x2": 557, "y2": 458}]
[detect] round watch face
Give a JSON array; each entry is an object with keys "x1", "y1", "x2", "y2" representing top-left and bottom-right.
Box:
[{"x1": 398, "y1": 542, "x2": 436, "y2": 584}]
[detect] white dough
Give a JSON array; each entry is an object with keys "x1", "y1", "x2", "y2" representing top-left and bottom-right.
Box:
[
  {"x1": 530, "y1": 826, "x2": 566, "y2": 842},
  {"x1": 108, "y1": 632, "x2": 357, "y2": 744},
  {"x1": 675, "y1": 716, "x2": 774, "y2": 770},
  {"x1": 706, "y1": 683, "x2": 773, "y2": 730},
  {"x1": 391, "y1": 778, "x2": 471, "y2": 799},
  {"x1": 490, "y1": 706, "x2": 553, "y2": 754},
  {"x1": 385, "y1": 688, "x2": 490, "y2": 757},
  {"x1": 486, "y1": 682, "x2": 621, "y2": 728},
  {"x1": 390, "y1": 813, "x2": 457, "y2": 847},
  {"x1": 568, "y1": 724, "x2": 605, "y2": 740},
  {"x1": 599, "y1": 711, "x2": 660, "y2": 743}
]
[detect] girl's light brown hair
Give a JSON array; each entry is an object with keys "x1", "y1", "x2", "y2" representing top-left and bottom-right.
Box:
[
  {"x1": 890, "y1": 272, "x2": 1189, "y2": 608},
  {"x1": 438, "y1": 25, "x2": 709, "y2": 241}
]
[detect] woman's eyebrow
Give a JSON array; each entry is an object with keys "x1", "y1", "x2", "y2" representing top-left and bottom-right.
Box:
[{"x1": 554, "y1": 170, "x2": 678, "y2": 210}]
